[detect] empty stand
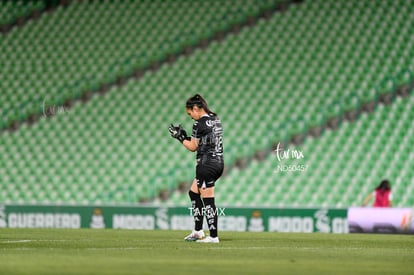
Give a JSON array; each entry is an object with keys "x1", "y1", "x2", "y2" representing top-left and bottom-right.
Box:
[
  {"x1": 0, "y1": 0, "x2": 413, "y2": 208},
  {"x1": 1, "y1": 0, "x2": 290, "y2": 130},
  {"x1": 170, "y1": 95, "x2": 414, "y2": 207},
  {"x1": 0, "y1": 0, "x2": 45, "y2": 29}
]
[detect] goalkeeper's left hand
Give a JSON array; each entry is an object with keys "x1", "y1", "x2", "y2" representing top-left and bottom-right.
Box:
[{"x1": 169, "y1": 124, "x2": 188, "y2": 143}]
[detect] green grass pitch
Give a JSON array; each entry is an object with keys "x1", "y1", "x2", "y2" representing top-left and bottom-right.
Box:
[{"x1": 1, "y1": 229, "x2": 413, "y2": 275}]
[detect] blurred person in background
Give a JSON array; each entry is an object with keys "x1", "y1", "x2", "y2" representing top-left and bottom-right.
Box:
[{"x1": 362, "y1": 179, "x2": 392, "y2": 207}]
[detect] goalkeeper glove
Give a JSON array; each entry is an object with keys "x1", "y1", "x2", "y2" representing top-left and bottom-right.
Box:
[{"x1": 169, "y1": 124, "x2": 189, "y2": 143}]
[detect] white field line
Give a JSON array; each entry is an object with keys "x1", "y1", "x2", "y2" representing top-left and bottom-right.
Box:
[
  {"x1": 0, "y1": 240, "x2": 32, "y2": 243},
  {"x1": 0, "y1": 239, "x2": 73, "y2": 244}
]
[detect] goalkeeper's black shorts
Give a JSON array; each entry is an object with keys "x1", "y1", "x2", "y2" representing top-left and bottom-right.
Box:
[{"x1": 195, "y1": 156, "x2": 224, "y2": 189}]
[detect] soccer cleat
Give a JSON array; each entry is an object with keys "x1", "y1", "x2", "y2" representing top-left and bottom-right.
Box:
[
  {"x1": 196, "y1": 236, "x2": 219, "y2": 243},
  {"x1": 184, "y1": 230, "x2": 205, "y2": 242}
]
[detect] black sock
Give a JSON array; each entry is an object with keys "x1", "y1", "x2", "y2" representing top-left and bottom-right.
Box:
[
  {"x1": 189, "y1": 191, "x2": 204, "y2": 231},
  {"x1": 202, "y1": 197, "x2": 218, "y2": 238}
]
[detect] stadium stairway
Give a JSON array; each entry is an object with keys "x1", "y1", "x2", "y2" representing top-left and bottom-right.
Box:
[{"x1": 0, "y1": 0, "x2": 65, "y2": 34}]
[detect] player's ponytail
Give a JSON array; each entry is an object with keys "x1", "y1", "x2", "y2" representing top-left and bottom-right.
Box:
[{"x1": 186, "y1": 94, "x2": 217, "y2": 117}]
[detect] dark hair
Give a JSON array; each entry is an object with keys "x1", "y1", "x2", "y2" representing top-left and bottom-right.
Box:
[
  {"x1": 186, "y1": 94, "x2": 217, "y2": 116},
  {"x1": 376, "y1": 179, "x2": 391, "y2": 191}
]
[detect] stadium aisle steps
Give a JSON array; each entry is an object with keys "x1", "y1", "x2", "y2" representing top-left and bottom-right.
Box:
[{"x1": 0, "y1": 0, "x2": 64, "y2": 34}]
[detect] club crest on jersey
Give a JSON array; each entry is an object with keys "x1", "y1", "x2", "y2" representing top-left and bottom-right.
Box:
[{"x1": 206, "y1": 120, "x2": 214, "y2": 127}]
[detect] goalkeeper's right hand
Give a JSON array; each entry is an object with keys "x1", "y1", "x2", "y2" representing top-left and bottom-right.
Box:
[{"x1": 169, "y1": 124, "x2": 188, "y2": 143}]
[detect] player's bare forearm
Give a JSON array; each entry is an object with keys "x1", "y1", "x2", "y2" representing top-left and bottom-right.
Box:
[
  {"x1": 362, "y1": 193, "x2": 373, "y2": 206},
  {"x1": 183, "y1": 138, "x2": 198, "y2": 152}
]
